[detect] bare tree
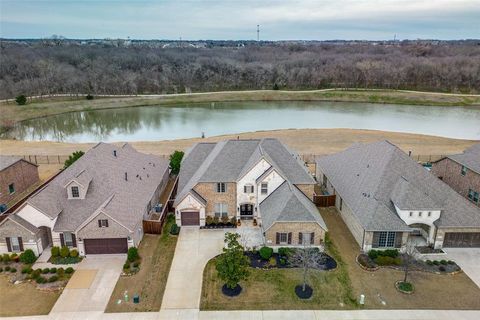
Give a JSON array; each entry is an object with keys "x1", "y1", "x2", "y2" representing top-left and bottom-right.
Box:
[
  {"x1": 291, "y1": 239, "x2": 326, "y2": 295},
  {"x1": 402, "y1": 239, "x2": 419, "y2": 283}
]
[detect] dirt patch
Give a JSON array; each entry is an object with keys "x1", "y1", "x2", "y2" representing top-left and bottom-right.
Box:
[
  {"x1": 320, "y1": 207, "x2": 480, "y2": 309},
  {"x1": 65, "y1": 269, "x2": 97, "y2": 289}
]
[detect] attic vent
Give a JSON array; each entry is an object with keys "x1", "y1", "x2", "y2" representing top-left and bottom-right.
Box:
[
  {"x1": 113, "y1": 150, "x2": 117, "y2": 157},
  {"x1": 125, "y1": 172, "x2": 128, "y2": 181},
  {"x1": 367, "y1": 164, "x2": 369, "y2": 168}
]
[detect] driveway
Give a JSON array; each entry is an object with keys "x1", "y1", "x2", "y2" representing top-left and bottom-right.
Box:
[
  {"x1": 161, "y1": 227, "x2": 225, "y2": 310},
  {"x1": 444, "y1": 248, "x2": 480, "y2": 288},
  {"x1": 50, "y1": 254, "x2": 125, "y2": 314}
]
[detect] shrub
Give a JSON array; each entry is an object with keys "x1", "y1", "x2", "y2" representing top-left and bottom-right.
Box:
[
  {"x1": 86, "y1": 94, "x2": 94, "y2": 100},
  {"x1": 447, "y1": 260, "x2": 455, "y2": 265},
  {"x1": 65, "y1": 267, "x2": 74, "y2": 274},
  {"x1": 382, "y1": 249, "x2": 399, "y2": 258},
  {"x1": 426, "y1": 260, "x2": 433, "y2": 265},
  {"x1": 10, "y1": 253, "x2": 19, "y2": 262},
  {"x1": 439, "y1": 266, "x2": 446, "y2": 272},
  {"x1": 3, "y1": 253, "x2": 11, "y2": 262},
  {"x1": 259, "y1": 246, "x2": 273, "y2": 260},
  {"x1": 358, "y1": 254, "x2": 377, "y2": 268},
  {"x1": 19, "y1": 249, "x2": 37, "y2": 264},
  {"x1": 42, "y1": 268, "x2": 50, "y2": 274},
  {"x1": 279, "y1": 258, "x2": 286, "y2": 266},
  {"x1": 123, "y1": 262, "x2": 130, "y2": 269},
  {"x1": 51, "y1": 246, "x2": 60, "y2": 257},
  {"x1": 36, "y1": 276, "x2": 47, "y2": 284},
  {"x1": 5, "y1": 266, "x2": 11, "y2": 271},
  {"x1": 64, "y1": 151, "x2": 85, "y2": 168},
  {"x1": 205, "y1": 216, "x2": 214, "y2": 226},
  {"x1": 127, "y1": 247, "x2": 139, "y2": 262},
  {"x1": 21, "y1": 266, "x2": 32, "y2": 274},
  {"x1": 57, "y1": 268, "x2": 65, "y2": 276},
  {"x1": 32, "y1": 269, "x2": 42, "y2": 278},
  {"x1": 60, "y1": 246, "x2": 70, "y2": 258},
  {"x1": 169, "y1": 150, "x2": 184, "y2": 175},
  {"x1": 375, "y1": 256, "x2": 401, "y2": 266},
  {"x1": 230, "y1": 217, "x2": 237, "y2": 226},
  {"x1": 268, "y1": 257, "x2": 277, "y2": 267},
  {"x1": 273, "y1": 83, "x2": 280, "y2": 90},
  {"x1": 70, "y1": 249, "x2": 79, "y2": 258},
  {"x1": 440, "y1": 259, "x2": 448, "y2": 265},
  {"x1": 49, "y1": 267, "x2": 57, "y2": 274},
  {"x1": 278, "y1": 247, "x2": 293, "y2": 257},
  {"x1": 0, "y1": 267, "x2": 3, "y2": 272},
  {"x1": 433, "y1": 260, "x2": 440, "y2": 265},
  {"x1": 0, "y1": 255, "x2": 2, "y2": 262},
  {"x1": 213, "y1": 216, "x2": 220, "y2": 225},
  {"x1": 9, "y1": 267, "x2": 16, "y2": 273},
  {"x1": 49, "y1": 275, "x2": 59, "y2": 282},
  {"x1": 398, "y1": 281, "x2": 413, "y2": 292},
  {"x1": 15, "y1": 95, "x2": 27, "y2": 105},
  {"x1": 221, "y1": 216, "x2": 229, "y2": 225},
  {"x1": 368, "y1": 249, "x2": 379, "y2": 260},
  {"x1": 133, "y1": 261, "x2": 140, "y2": 268},
  {"x1": 170, "y1": 223, "x2": 180, "y2": 235}
]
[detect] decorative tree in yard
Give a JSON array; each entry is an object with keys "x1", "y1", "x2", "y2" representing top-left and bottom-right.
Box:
[
  {"x1": 169, "y1": 150, "x2": 184, "y2": 175},
  {"x1": 215, "y1": 232, "x2": 250, "y2": 296},
  {"x1": 64, "y1": 151, "x2": 85, "y2": 168},
  {"x1": 291, "y1": 240, "x2": 326, "y2": 299},
  {"x1": 398, "y1": 239, "x2": 418, "y2": 293}
]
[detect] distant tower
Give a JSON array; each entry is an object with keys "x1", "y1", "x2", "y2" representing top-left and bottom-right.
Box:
[{"x1": 257, "y1": 25, "x2": 260, "y2": 41}]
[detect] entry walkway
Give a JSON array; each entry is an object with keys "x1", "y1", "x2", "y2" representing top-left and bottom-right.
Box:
[{"x1": 161, "y1": 227, "x2": 226, "y2": 310}]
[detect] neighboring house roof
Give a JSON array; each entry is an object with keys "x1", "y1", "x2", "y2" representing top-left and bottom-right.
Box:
[
  {"x1": 446, "y1": 143, "x2": 480, "y2": 174},
  {"x1": 175, "y1": 138, "x2": 314, "y2": 206},
  {"x1": 0, "y1": 155, "x2": 37, "y2": 171},
  {"x1": 260, "y1": 182, "x2": 327, "y2": 231},
  {"x1": 316, "y1": 140, "x2": 480, "y2": 231},
  {"x1": 0, "y1": 214, "x2": 38, "y2": 234},
  {"x1": 24, "y1": 142, "x2": 169, "y2": 232}
]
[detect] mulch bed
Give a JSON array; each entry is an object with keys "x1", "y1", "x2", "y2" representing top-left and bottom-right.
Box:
[
  {"x1": 295, "y1": 284, "x2": 313, "y2": 299},
  {"x1": 416, "y1": 246, "x2": 445, "y2": 254},
  {"x1": 222, "y1": 284, "x2": 242, "y2": 297},
  {"x1": 245, "y1": 251, "x2": 337, "y2": 270},
  {"x1": 200, "y1": 224, "x2": 236, "y2": 229}
]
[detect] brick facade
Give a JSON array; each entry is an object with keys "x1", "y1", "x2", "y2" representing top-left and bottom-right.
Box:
[
  {"x1": 265, "y1": 222, "x2": 325, "y2": 246},
  {"x1": 432, "y1": 158, "x2": 480, "y2": 207},
  {"x1": 0, "y1": 160, "x2": 39, "y2": 205},
  {"x1": 296, "y1": 184, "x2": 315, "y2": 200},
  {"x1": 193, "y1": 182, "x2": 237, "y2": 218}
]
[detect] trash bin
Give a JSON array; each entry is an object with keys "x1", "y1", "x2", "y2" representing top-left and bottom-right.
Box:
[{"x1": 133, "y1": 294, "x2": 140, "y2": 304}]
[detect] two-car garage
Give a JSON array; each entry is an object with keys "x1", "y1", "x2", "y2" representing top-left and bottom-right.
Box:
[
  {"x1": 84, "y1": 238, "x2": 128, "y2": 254},
  {"x1": 443, "y1": 232, "x2": 480, "y2": 248}
]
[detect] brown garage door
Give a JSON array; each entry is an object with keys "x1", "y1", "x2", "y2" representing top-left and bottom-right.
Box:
[
  {"x1": 443, "y1": 233, "x2": 480, "y2": 248},
  {"x1": 84, "y1": 238, "x2": 128, "y2": 254},
  {"x1": 181, "y1": 211, "x2": 199, "y2": 226}
]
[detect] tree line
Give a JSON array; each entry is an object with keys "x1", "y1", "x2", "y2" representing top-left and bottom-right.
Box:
[{"x1": 1, "y1": 41, "x2": 479, "y2": 99}]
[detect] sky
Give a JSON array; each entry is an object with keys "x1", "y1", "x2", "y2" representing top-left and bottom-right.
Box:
[{"x1": 1, "y1": 0, "x2": 479, "y2": 40}]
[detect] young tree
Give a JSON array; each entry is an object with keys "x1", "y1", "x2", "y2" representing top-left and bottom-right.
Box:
[
  {"x1": 15, "y1": 95, "x2": 27, "y2": 105},
  {"x1": 64, "y1": 151, "x2": 85, "y2": 168},
  {"x1": 291, "y1": 239, "x2": 326, "y2": 297},
  {"x1": 215, "y1": 232, "x2": 250, "y2": 292},
  {"x1": 402, "y1": 239, "x2": 419, "y2": 283},
  {"x1": 169, "y1": 150, "x2": 184, "y2": 175}
]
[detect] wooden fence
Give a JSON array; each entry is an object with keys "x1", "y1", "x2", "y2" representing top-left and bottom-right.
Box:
[
  {"x1": 143, "y1": 176, "x2": 178, "y2": 235},
  {"x1": 313, "y1": 194, "x2": 336, "y2": 207}
]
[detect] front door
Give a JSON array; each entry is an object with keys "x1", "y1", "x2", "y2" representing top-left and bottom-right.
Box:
[{"x1": 240, "y1": 204, "x2": 254, "y2": 219}]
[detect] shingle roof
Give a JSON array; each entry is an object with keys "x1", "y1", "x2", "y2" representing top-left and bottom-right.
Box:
[
  {"x1": 25, "y1": 142, "x2": 169, "y2": 232},
  {"x1": 260, "y1": 182, "x2": 327, "y2": 231},
  {"x1": 316, "y1": 140, "x2": 480, "y2": 231},
  {"x1": 0, "y1": 156, "x2": 37, "y2": 171},
  {"x1": 174, "y1": 138, "x2": 314, "y2": 206},
  {"x1": 447, "y1": 143, "x2": 480, "y2": 174},
  {"x1": 1, "y1": 214, "x2": 39, "y2": 234}
]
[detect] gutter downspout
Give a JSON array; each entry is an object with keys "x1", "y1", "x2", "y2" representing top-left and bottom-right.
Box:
[{"x1": 361, "y1": 229, "x2": 366, "y2": 252}]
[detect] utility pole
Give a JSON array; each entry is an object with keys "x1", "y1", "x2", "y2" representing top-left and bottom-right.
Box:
[{"x1": 257, "y1": 25, "x2": 260, "y2": 41}]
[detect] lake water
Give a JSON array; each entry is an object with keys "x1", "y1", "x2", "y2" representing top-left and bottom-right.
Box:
[{"x1": 4, "y1": 101, "x2": 480, "y2": 142}]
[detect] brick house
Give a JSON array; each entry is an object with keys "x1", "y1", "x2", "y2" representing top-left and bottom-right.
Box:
[
  {"x1": 431, "y1": 144, "x2": 480, "y2": 207},
  {"x1": 0, "y1": 156, "x2": 39, "y2": 207},
  {"x1": 0, "y1": 143, "x2": 169, "y2": 256},
  {"x1": 173, "y1": 138, "x2": 327, "y2": 247}
]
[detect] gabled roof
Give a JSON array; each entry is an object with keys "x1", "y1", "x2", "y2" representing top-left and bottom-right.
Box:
[
  {"x1": 23, "y1": 142, "x2": 169, "y2": 232},
  {"x1": 0, "y1": 155, "x2": 37, "y2": 171},
  {"x1": 260, "y1": 182, "x2": 327, "y2": 231},
  {"x1": 447, "y1": 143, "x2": 480, "y2": 174},
  {"x1": 0, "y1": 214, "x2": 38, "y2": 234},
  {"x1": 316, "y1": 140, "x2": 480, "y2": 230},
  {"x1": 174, "y1": 138, "x2": 314, "y2": 206}
]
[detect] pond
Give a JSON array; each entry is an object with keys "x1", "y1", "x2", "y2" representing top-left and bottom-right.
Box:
[{"x1": 4, "y1": 101, "x2": 480, "y2": 142}]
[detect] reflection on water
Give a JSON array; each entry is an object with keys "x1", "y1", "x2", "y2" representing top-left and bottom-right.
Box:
[{"x1": 4, "y1": 101, "x2": 480, "y2": 142}]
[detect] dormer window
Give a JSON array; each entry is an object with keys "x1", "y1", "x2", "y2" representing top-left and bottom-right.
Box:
[{"x1": 71, "y1": 186, "x2": 80, "y2": 198}]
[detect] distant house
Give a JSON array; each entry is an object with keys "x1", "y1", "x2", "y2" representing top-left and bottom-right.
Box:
[
  {"x1": 0, "y1": 143, "x2": 169, "y2": 256},
  {"x1": 174, "y1": 138, "x2": 327, "y2": 247},
  {"x1": 0, "y1": 156, "x2": 39, "y2": 207},
  {"x1": 431, "y1": 144, "x2": 480, "y2": 207},
  {"x1": 316, "y1": 141, "x2": 480, "y2": 250}
]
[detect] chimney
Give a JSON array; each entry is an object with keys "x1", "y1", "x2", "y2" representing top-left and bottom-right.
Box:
[
  {"x1": 125, "y1": 172, "x2": 128, "y2": 181},
  {"x1": 113, "y1": 150, "x2": 117, "y2": 157}
]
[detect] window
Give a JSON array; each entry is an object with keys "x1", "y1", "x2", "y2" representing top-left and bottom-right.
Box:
[
  {"x1": 216, "y1": 183, "x2": 226, "y2": 193},
  {"x1": 468, "y1": 189, "x2": 479, "y2": 203},
  {"x1": 461, "y1": 166, "x2": 467, "y2": 176},
  {"x1": 377, "y1": 231, "x2": 396, "y2": 248},
  {"x1": 10, "y1": 237, "x2": 21, "y2": 252},
  {"x1": 71, "y1": 186, "x2": 80, "y2": 198},
  {"x1": 98, "y1": 219, "x2": 109, "y2": 228},
  {"x1": 279, "y1": 233, "x2": 288, "y2": 244},
  {"x1": 244, "y1": 184, "x2": 254, "y2": 194},
  {"x1": 214, "y1": 203, "x2": 228, "y2": 217},
  {"x1": 418, "y1": 211, "x2": 422, "y2": 217},
  {"x1": 64, "y1": 232, "x2": 74, "y2": 247},
  {"x1": 428, "y1": 211, "x2": 432, "y2": 217},
  {"x1": 474, "y1": 192, "x2": 479, "y2": 203},
  {"x1": 8, "y1": 183, "x2": 15, "y2": 194},
  {"x1": 261, "y1": 183, "x2": 268, "y2": 195},
  {"x1": 409, "y1": 211, "x2": 413, "y2": 217}
]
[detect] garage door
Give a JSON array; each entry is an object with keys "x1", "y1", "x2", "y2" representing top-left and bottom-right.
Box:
[
  {"x1": 84, "y1": 238, "x2": 128, "y2": 254},
  {"x1": 443, "y1": 233, "x2": 480, "y2": 248},
  {"x1": 181, "y1": 211, "x2": 199, "y2": 226}
]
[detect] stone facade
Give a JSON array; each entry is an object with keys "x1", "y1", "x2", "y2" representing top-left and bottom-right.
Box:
[
  {"x1": 0, "y1": 218, "x2": 42, "y2": 255},
  {"x1": 265, "y1": 222, "x2": 325, "y2": 246},
  {"x1": 77, "y1": 212, "x2": 131, "y2": 239},
  {"x1": 296, "y1": 184, "x2": 315, "y2": 200},
  {"x1": 0, "y1": 160, "x2": 39, "y2": 205},
  {"x1": 193, "y1": 182, "x2": 237, "y2": 218},
  {"x1": 431, "y1": 158, "x2": 480, "y2": 207}
]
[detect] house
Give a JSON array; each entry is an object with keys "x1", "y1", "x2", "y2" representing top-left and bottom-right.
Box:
[
  {"x1": 173, "y1": 138, "x2": 327, "y2": 247},
  {"x1": 0, "y1": 143, "x2": 169, "y2": 256},
  {"x1": 0, "y1": 156, "x2": 39, "y2": 208},
  {"x1": 431, "y1": 144, "x2": 480, "y2": 207},
  {"x1": 316, "y1": 141, "x2": 480, "y2": 251}
]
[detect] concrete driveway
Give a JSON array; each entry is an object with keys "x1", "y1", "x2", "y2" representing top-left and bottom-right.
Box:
[
  {"x1": 50, "y1": 254, "x2": 125, "y2": 314},
  {"x1": 444, "y1": 248, "x2": 480, "y2": 288},
  {"x1": 161, "y1": 227, "x2": 225, "y2": 310}
]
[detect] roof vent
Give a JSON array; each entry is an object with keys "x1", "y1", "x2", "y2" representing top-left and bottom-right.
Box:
[
  {"x1": 113, "y1": 150, "x2": 117, "y2": 157},
  {"x1": 125, "y1": 172, "x2": 128, "y2": 181}
]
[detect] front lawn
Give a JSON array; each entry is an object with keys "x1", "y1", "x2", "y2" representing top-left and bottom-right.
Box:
[
  {"x1": 200, "y1": 236, "x2": 357, "y2": 310},
  {"x1": 105, "y1": 214, "x2": 178, "y2": 312}
]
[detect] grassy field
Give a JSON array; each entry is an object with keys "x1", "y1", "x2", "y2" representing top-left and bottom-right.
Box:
[
  {"x1": 0, "y1": 275, "x2": 61, "y2": 317},
  {"x1": 105, "y1": 215, "x2": 178, "y2": 312},
  {"x1": 1, "y1": 89, "x2": 479, "y2": 129}
]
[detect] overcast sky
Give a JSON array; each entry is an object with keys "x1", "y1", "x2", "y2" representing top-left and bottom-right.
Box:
[{"x1": 1, "y1": 0, "x2": 479, "y2": 40}]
